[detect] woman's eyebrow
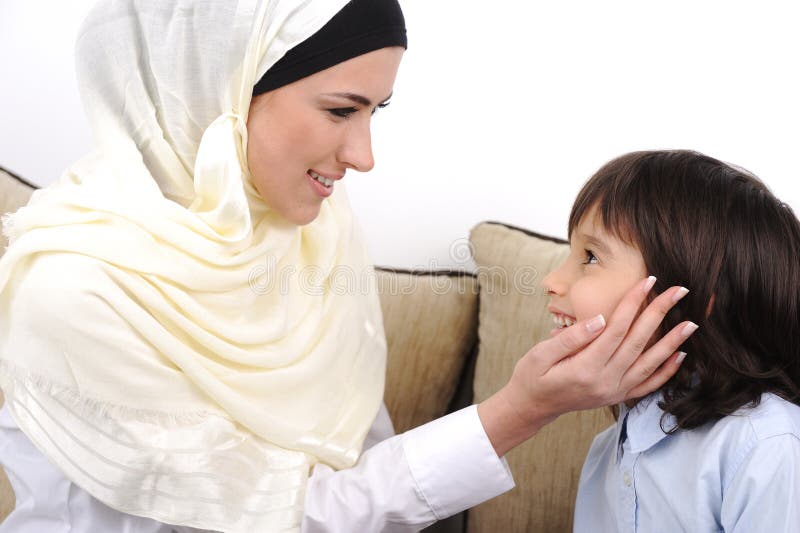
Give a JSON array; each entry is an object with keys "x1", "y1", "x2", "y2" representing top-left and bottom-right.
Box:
[{"x1": 324, "y1": 92, "x2": 393, "y2": 106}]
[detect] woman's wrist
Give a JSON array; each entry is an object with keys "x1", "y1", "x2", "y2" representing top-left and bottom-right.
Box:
[{"x1": 477, "y1": 383, "x2": 558, "y2": 458}]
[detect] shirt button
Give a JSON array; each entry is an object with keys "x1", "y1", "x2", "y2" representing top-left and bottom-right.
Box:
[{"x1": 623, "y1": 472, "x2": 632, "y2": 487}]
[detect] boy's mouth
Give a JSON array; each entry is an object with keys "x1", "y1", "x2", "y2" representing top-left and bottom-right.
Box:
[{"x1": 551, "y1": 312, "x2": 576, "y2": 329}]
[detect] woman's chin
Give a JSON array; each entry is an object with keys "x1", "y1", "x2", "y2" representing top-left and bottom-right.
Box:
[{"x1": 283, "y1": 205, "x2": 322, "y2": 226}]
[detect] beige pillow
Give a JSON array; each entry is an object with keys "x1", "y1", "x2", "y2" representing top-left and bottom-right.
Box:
[
  {"x1": 467, "y1": 222, "x2": 615, "y2": 533},
  {"x1": 0, "y1": 469, "x2": 10, "y2": 525},
  {"x1": 377, "y1": 268, "x2": 478, "y2": 434}
]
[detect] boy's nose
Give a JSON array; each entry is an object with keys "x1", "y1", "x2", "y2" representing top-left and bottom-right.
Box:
[{"x1": 541, "y1": 264, "x2": 568, "y2": 296}]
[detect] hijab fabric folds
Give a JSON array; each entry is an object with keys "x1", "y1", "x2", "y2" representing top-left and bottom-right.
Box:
[{"x1": 0, "y1": 1, "x2": 388, "y2": 531}]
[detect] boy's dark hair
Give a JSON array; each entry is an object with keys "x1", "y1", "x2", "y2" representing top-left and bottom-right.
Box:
[{"x1": 569, "y1": 150, "x2": 800, "y2": 430}]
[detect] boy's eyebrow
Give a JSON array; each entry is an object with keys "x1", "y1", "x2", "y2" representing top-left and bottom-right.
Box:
[
  {"x1": 582, "y1": 233, "x2": 613, "y2": 256},
  {"x1": 323, "y1": 92, "x2": 393, "y2": 107}
]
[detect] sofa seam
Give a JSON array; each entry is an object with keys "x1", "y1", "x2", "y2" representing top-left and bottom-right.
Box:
[
  {"x1": 374, "y1": 266, "x2": 477, "y2": 279},
  {"x1": 0, "y1": 165, "x2": 39, "y2": 190},
  {"x1": 476, "y1": 220, "x2": 567, "y2": 245}
]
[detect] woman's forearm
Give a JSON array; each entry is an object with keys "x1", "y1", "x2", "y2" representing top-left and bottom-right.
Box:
[{"x1": 477, "y1": 385, "x2": 555, "y2": 458}]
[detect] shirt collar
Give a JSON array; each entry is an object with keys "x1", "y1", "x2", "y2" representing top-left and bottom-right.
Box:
[{"x1": 617, "y1": 392, "x2": 678, "y2": 455}]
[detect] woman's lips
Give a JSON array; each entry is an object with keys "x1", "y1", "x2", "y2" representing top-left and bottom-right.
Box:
[
  {"x1": 307, "y1": 170, "x2": 334, "y2": 198},
  {"x1": 309, "y1": 169, "x2": 343, "y2": 182}
]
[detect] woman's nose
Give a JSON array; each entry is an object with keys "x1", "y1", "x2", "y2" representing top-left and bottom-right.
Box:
[{"x1": 339, "y1": 121, "x2": 375, "y2": 172}]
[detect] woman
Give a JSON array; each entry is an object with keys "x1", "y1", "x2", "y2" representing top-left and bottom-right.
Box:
[{"x1": 0, "y1": 0, "x2": 693, "y2": 531}]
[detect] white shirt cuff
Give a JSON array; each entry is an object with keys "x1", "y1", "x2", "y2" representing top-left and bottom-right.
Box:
[{"x1": 402, "y1": 404, "x2": 515, "y2": 520}]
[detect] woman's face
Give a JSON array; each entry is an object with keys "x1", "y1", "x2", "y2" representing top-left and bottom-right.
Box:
[{"x1": 246, "y1": 46, "x2": 404, "y2": 225}]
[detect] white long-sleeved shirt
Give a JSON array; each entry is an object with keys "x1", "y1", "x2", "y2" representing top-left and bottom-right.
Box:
[
  {"x1": 0, "y1": 403, "x2": 514, "y2": 533},
  {"x1": 573, "y1": 392, "x2": 800, "y2": 532}
]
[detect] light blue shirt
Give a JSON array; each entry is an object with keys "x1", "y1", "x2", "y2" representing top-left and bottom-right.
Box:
[{"x1": 573, "y1": 392, "x2": 800, "y2": 532}]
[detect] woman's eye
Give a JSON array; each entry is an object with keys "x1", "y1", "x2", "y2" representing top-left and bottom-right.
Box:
[
  {"x1": 328, "y1": 107, "x2": 358, "y2": 119},
  {"x1": 583, "y1": 249, "x2": 598, "y2": 265},
  {"x1": 371, "y1": 101, "x2": 391, "y2": 116}
]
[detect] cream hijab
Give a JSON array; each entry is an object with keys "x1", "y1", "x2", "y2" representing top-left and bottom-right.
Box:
[{"x1": 0, "y1": 0, "x2": 387, "y2": 531}]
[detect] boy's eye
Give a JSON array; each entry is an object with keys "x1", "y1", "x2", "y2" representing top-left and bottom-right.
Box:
[
  {"x1": 328, "y1": 107, "x2": 358, "y2": 118},
  {"x1": 583, "y1": 249, "x2": 598, "y2": 265}
]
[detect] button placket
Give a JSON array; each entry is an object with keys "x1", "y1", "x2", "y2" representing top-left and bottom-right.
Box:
[{"x1": 619, "y1": 442, "x2": 638, "y2": 533}]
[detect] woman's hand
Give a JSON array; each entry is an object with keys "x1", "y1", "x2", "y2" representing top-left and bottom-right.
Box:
[{"x1": 477, "y1": 277, "x2": 696, "y2": 457}]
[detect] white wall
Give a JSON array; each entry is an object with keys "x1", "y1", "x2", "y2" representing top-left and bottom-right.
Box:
[
  {"x1": 2, "y1": 1, "x2": 799, "y2": 269},
  {"x1": 0, "y1": 1, "x2": 95, "y2": 185}
]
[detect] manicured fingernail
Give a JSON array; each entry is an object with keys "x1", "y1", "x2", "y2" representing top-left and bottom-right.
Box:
[
  {"x1": 675, "y1": 351, "x2": 687, "y2": 365},
  {"x1": 681, "y1": 322, "x2": 699, "y2": 338},
  {"x1": 642, "y1": 276, "x2": 657, "y2": 293},
  {"x1": 586, "y1": 314, "x2": 606, "y2": 333},
  {"x1": 672, "y1": 287, "x2": 689, "y2": 303}
]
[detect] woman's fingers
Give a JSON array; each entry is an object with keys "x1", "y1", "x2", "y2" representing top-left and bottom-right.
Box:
[
  {"x1": 624, "y1": 351, "x2": 686, "y2": 400},
  {"x1": 606, "y1": 285, "x2": 691, "y2": 377},
  {"x1": 618, "y1": 320, "x2": 697, "y2": 395},
  {"x1": 582, "y1": 276, "x2": 658, "y2": 367},
  {"x1": 536, "y1": 314, "x2": 607, "y2": 368}
]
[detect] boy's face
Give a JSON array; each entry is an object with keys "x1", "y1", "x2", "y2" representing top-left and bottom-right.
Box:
[{"x1": 542, "y1": 205, "x2": 648, "y2": 335}]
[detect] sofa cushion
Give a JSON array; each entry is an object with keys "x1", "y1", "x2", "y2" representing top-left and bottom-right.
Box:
[
  {"x1": 377, "y1": 268, "x2": 478, "y2": 434},
  {"x1": 468, "y1": 221, "x2": 615, "y2": 533}
]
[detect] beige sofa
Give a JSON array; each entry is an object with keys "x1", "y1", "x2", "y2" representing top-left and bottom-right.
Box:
[{"x1": 0, "y1": 167, "x2": 614, "y2": 532}]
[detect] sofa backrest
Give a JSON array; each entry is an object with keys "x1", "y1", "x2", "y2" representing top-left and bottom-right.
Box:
[{"x1": 377, "y1": 268, "x2": 479, "y2": 435}]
